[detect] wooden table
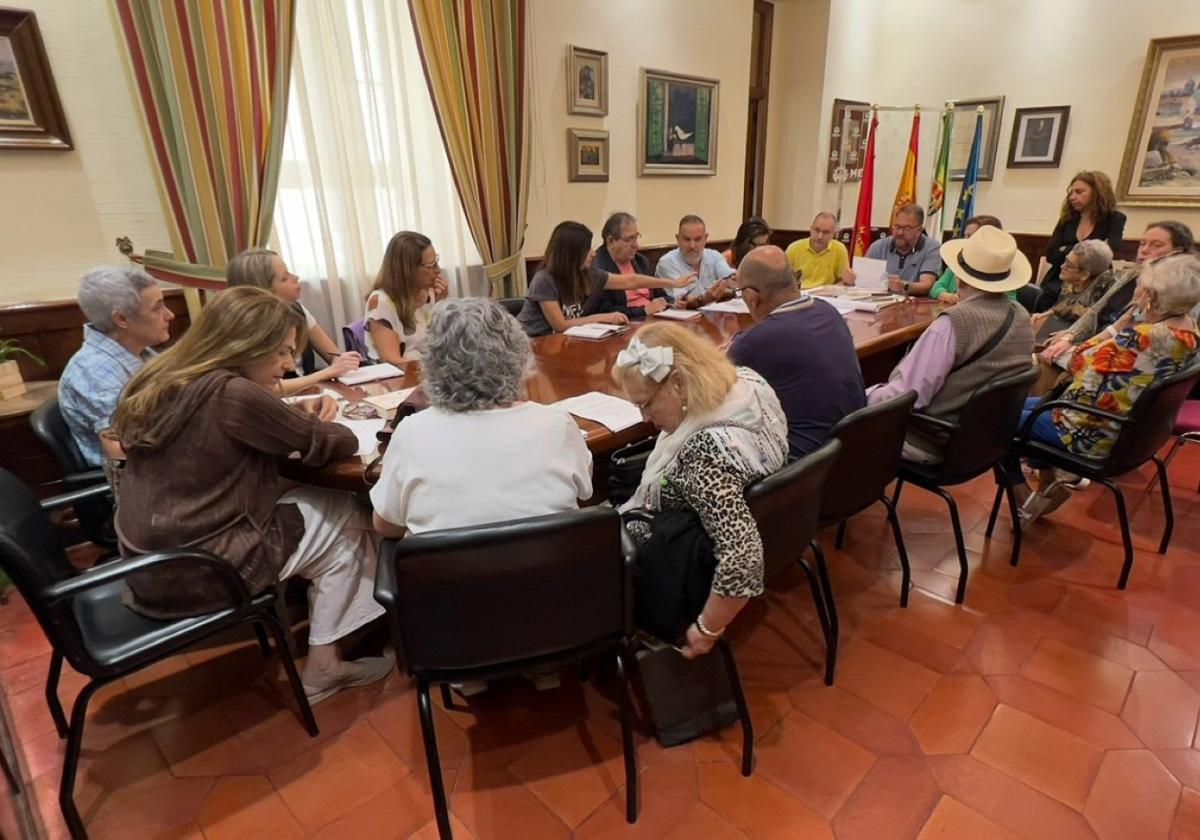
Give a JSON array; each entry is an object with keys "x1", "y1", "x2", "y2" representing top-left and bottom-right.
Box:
[{"x1": 284, "y1": 300, "x2": 939, "y2": 491}]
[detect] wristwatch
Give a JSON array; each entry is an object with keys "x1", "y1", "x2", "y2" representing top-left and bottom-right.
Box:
[{"x1": 902, "y1": 282, "x2": 911, "y2": 294}]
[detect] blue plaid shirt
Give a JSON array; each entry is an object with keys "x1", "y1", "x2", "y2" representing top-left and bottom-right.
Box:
[{"x1": 58, "y1": 325, "x2": 155, "y2": 467}]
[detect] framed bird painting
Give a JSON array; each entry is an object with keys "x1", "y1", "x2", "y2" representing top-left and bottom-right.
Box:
[{"x1": 639, "y1": 68, "x2": 719, "y2": 176}]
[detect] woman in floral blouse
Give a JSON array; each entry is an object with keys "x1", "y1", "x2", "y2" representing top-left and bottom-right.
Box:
[{"x1": 1008, "y1": 253, "x2": 1200, "y2": 519}]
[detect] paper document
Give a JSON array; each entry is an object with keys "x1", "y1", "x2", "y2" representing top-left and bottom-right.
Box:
[
  {"x1": 333, "y1": 416, "x2": 387, "y2": 457},
  {"x1": 700, "y1": 297, "x2": 749, "y2": 314},
  {"x1": 814, "y1": 293, "x2": 900, "y2": 315},
  {"x1": 337, "y1": 363, "x2": 403, "y2": 385},
  {"x1": 363, "y1": 387, "x2": 417, "y2": 412},
  {"x1": 563, "y1": 324, "x2": 627, "y2": 339},
  {"x1": 651, "y1": 308, "x2": 701, "y2": 321},
  {"x1": 552, "y1": 391, "x2": 643, "y2": 433},
  {"x1": 851, "y1": 256, "x2": 889, "y2": 291}
]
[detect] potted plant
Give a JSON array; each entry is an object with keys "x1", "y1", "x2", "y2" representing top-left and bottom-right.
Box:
[{"x1": 0, "y1": 335, "x2": 43, "y2": 401}]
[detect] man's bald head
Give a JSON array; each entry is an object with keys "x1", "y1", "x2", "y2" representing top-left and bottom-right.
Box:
[{"x1": 739, "y1": 245, "x2": 796, "y2": 296}]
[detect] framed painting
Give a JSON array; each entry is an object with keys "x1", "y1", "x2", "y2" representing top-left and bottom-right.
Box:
[
  {"x1": 948, "y1": 96, "x2": 1004, "y2": 181},
  {"x1": 638, "y1": 68, "x2": 718, "y2": 176},
  {"x1": 0, "y1": 9, "x2": 71, "y2": 150},
  {"x1": 826, "y1": 97, "x2": 870, "y2": 183},
  {"x1": 566, "y1": 45, "x2": 607, "y2": 117},
  {"x1": 1007, "y1": 106, "x2": 1070, "y2": 168},
  {"x1": 1117, "y1": 34, "x2": 1200, "y2": 207},
  {"x1": 567, "y1": 128, "x2": 608, "y2": 182}
]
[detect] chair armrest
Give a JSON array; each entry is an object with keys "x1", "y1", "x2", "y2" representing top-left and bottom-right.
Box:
[
  {"x1": 620, "y1": 508, "x2": 655, "y2": 525},
  {"x1": 1016, "y1": 399, "x2": 1129, "y2": 443},
  {"x1": 40, "y1": 483, "x2": 113, "y2": 512},
  {"x1": 374, "y1": 538, "x2": 399, "y2": 609},
  {"x1": 41, "y1": 548, "x2": 251, "y2": 608},
  {"x1": 906, "y1": 411, "x2": 960, "y2": 434},
  {"x1": 62, "y1": 470, "x2": 107, "y2": 489}
]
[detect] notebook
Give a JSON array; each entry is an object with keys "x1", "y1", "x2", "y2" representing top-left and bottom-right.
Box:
[
  {"x1": 563, "y1": 323, "x2": 628, "y2": 339},
  {"x1": 337, "y1": 363, "x2": 403, "y2": 385}
]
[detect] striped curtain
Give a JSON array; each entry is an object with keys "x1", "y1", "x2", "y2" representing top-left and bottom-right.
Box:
[
  {"x1": 111, "y1": 0, "x2": 295, "y2": 292},
  {"x1": 408, "y1": 0, "x2": 530, "y2": 297}
]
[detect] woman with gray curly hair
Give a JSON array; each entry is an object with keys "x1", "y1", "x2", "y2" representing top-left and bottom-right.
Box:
[{"x1": 371, "y1": 297, "x2": 593, "y2": 539}]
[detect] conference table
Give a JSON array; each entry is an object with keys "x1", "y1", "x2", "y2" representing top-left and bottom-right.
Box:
[{"x1": 283, "y1": 298, "x2": 939, "y2": 492}]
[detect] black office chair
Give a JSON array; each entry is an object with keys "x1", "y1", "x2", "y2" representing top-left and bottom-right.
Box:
[
  {"x1": 29, "y1": 398, "x2": 115, "y2": 551},
  {"x1": 1015, "y1": 283, "x2": 1043, "y2": 314},
  {"x1": 893, "y1": 366, "x2": 1038, "y2": 604},
  {"x1": 497, "y1": 297, "x2": 524, "y2": 317},
  {"x1": 0, "y1": 469, "x2": 316, "y2": 840},
  {"x1": 374, "y1": 507, "x2": 639, "y2": 840},
  {"x1": 820, "y1": 392, "x2": 918, "y2": 607},
  {"x1": 746, "y1": 440, "x2": 842, "y2": 685},
  {"x1": 1003, "y1": 359, "x2": 1200, "y2": 589}
]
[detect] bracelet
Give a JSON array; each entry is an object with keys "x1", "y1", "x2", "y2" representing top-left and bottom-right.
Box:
[{"x1": 694, "y1": 614, "x2": 724, "y2": 639}]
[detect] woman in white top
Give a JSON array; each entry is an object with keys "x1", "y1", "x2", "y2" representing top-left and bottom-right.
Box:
[
  {"x1": 371, "y1": 296, "x2": 592, "y2": 538},
  {"x1": 227, "y1": 248, "x2": 362, "y2": 395},
  {"x1": 365, "y1": 231, "x2": 449, "y2": 363}
]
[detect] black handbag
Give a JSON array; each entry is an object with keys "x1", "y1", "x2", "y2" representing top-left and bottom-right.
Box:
[{"x1": 607, "y1": 436, "x2": 656, "y2": 506}]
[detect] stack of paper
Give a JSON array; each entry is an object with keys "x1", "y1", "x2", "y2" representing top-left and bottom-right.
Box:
[
  {"x1": 363, "y1": 386, "x2": 417, "y2": 412},
  {"x1": 700, "y1": 297, "x2": 750, "y2": 314},
  {"x1": 851, "y1": 256, "x2": 889, "y2": 291},
  {"x1": 563, "y1": 323, "x2": 627, "y2": 339},
  {"x1": 652, "y1": 308, "x2": 701, "y2": 321},
  {"x1": 333, "y1": 416, "x2": 387, "y2": 457},
  {"x1": 337, "y1": 363, "x2": 403, "y2": 385},
  {"x1": 552, "y1": 391, "x2": 643, "y2": 432}
]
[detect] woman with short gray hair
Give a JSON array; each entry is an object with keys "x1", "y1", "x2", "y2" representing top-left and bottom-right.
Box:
[
  {"x1": 1032, "y1": 239, "x2": 1115, "y2": 340},
  {"x1": 371, "y1": 297, "x2": 592, "y2": 537}
]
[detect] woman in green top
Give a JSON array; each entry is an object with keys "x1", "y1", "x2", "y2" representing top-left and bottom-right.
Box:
[{"x1": 931, "y1": 215, "x2": 1015, "y2": 303}]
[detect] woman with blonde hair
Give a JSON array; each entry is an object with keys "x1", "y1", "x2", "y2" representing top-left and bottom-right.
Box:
[
  {"x1": 365, "y1": 231, "x2": 449, "y2": 363},
  {"x1": 613, "y1": 322, "x2": 788, "y2": 657},
  {"x1": 112, "y1": 286, "x2": 391, "y2": 704},
  {"x1": 227, "y1": 248, "x2": 362, "y2": 393},
  {"x1": 1038, "y1": 170, "x2": 1126, "y2": 312}
]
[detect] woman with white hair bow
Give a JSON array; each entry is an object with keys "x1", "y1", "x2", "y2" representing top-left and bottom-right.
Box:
[{"x1": 613, "y1": 323, "x2": 788, "y2": 658}]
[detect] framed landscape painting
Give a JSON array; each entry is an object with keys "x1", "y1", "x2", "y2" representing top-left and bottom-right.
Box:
[
  {"x1": 639, "y1": 68, "x2": 718, "y2": 176},
  {"x1": 0, "y1": 9, "x2": 71, "y2": 150},
  {"x1": 1117, "y1": 34, "x2": 1200, "y2": 207}
]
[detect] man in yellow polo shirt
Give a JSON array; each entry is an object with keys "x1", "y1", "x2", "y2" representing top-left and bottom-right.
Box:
[{"x1": 785, "y1": 212, "x2": 856, "y2": 289}]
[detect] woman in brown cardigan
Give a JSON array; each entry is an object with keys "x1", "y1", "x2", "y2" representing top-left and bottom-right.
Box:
[{"x1": 112, "y1": 286, "x2": 390, "y2": 704}]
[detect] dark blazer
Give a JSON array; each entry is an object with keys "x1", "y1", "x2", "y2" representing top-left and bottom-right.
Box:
[
  {"x1": 592, "y1": 246, "x2": 666, "y2": 319},
  {"x1": 1038, "y1": 209, "x2": 1127, "y2": 312}
]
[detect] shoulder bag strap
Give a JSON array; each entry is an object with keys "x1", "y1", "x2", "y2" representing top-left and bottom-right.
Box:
[{"x1": 950, "y1": 305, "x2": 1016, "y2": 373}]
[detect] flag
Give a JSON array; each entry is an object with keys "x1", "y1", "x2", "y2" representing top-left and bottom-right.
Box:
[
  {"x1": 927, "y1": 108, "x2": 952, "y2": 236},
  {"x1": 890, "y1": 112, "x2": 920, "y2": 223},
  {"x1": 851, "y1": 112, "x2": 878, "y2": 258},
  {"x1": 951, "y1": 110, "x2": 983, "y2": 239}
]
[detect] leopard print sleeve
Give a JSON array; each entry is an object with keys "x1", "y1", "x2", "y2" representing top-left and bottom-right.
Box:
[{"x1": 671, "y1": 432, "x2": 765, "y2": 599}]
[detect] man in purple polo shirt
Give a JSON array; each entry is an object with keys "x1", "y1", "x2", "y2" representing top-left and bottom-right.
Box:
[{"x1": 727, "y1": 246, "x2": 865, "y2": 457}]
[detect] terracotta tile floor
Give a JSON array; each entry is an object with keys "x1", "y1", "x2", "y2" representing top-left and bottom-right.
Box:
[{"x1": 5, "y1": 445, "x2": 1200, "y2": 838}]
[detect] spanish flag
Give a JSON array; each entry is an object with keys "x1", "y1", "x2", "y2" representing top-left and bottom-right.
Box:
[
  {"x1": 890, "y1": 112, "x2": 920, "y2": 224},
  {"x1": 851, "y1": 111, "x2": 878, "y2": 258}
]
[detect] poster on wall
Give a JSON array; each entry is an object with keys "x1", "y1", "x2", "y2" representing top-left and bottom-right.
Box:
[
  {"x1": 0, "y1": 9, "x2": 72, "y2": 150},
  {"x1": 826, "y1": 98, "x2": 869, "y2": 183},
  {"x1": 638, "y1": 68, "x2": 718, "y2": 176},
  {"x1": 1117, "y1": 34, "x2": 1200, "y2": 207},
  {"x1": 948, "y1": 96, "x2": 1004, "y2": 181}
]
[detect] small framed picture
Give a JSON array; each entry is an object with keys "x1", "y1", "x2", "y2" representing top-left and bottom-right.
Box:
[
  {"x1": 567, "y1": 45, "x2": 607, "y2": 117},
  {"x1": 568, "y1": 128, "x2": 609, "y2": 182},
  {"x1": 1008, "y1": 106, "x2": 1070, "y2": 168}
]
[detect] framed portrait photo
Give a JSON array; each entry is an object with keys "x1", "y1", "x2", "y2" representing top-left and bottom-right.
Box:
[
  {"x1": 1117, "y1": 34, "x2": 1200, "y2": 207},
  {"x1": 638, "y1": 68, "x2": 718, "y2": 176},
  {"x1": 1007, "y1": 106, "x2": 1070, "y2": 168},
  {"x1": 568, "y1": 128, "x2": 609, "y2": 182},
  {"x1": 949, "y1": 96, "x2": 1004, "y2": 181},
  {"x1": 566, "y1": 45, "x2": 607, "y2": 117},
  {"x1": 0, "y1": 9, "x2": 72, "y2": 150}
]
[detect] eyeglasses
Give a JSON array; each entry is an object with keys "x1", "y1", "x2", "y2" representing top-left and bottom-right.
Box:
[
  {"x1": 420, "y1": 254, "x2": 441, "y2": 269},
  {"x1": 892, "y1": 223, "x2": 921, "y2": 234},
  {"x1": 619, "y1": 234, "x2": 641, "y2": 245},
  {"x1": 734, "y1": 285, "x2": 759, "y2": 297},
  {"x1": 632, "y1": 376, "x2": 670, "y2": 411}
]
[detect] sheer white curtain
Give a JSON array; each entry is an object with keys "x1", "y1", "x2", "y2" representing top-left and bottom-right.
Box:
[{"x1": 272, "y1": 0, "x2": 483, "y2": 337}]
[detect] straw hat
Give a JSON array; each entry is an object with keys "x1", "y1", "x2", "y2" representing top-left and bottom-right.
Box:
[{"x1": 939, "y1": 225, "x2": 1032, "y2": 293}]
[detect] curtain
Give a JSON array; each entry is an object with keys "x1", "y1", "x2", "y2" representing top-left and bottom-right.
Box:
[
  {"x1": 271, "y1": 0, "x2": 482, "y2": 335},
  {"x1": 409, "y1": 0, "x2": 531, "y2": 297},
  {"x1": 111, "y1": 0, "x2": 295, "y2": 294}
]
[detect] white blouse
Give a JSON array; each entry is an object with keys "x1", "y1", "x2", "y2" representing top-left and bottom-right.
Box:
[{"x1": 365, "y1": 289, "x2": 435, "y2": 361}]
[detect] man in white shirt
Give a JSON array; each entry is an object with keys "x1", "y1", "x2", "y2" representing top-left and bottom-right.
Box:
[{"x1": 655, "y1": 214, "x2": 737, "y2": 308}]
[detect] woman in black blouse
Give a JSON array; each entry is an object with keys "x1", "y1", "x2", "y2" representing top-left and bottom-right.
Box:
[{"x1": 1037, "y1": 170, "x2": 1126, "y2": 312}]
